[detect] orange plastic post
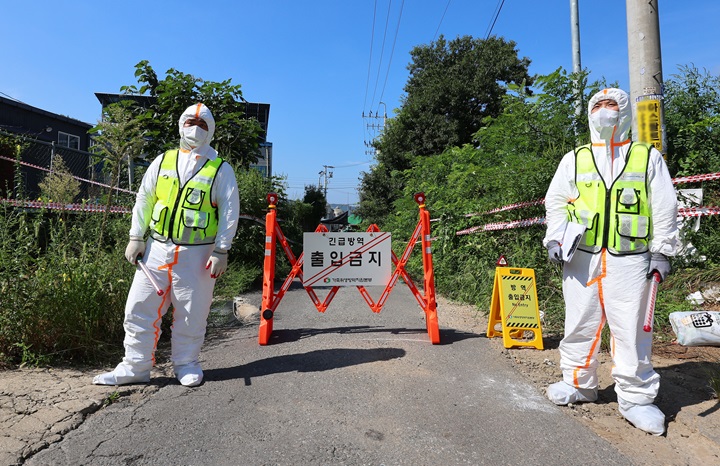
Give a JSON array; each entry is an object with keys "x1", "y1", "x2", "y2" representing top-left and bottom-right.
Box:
[
  {"x1": 259, "y1": 193, "x2": 278, "y2": 345},
  {"x1": 415, "y1": 192, "x2": 440, "y2": 344}
]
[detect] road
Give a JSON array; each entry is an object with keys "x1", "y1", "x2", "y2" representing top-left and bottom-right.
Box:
[{"x1": 26, "y1": 282, "x2": 632, "y2": 465}]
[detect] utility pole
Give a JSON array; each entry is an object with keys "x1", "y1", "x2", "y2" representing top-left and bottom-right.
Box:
[
  {"x1": 569, "y1": 0, "x2": 582, "y2": 130},
  {"x1": 319, "y1": 165, "x2": 334, "y2": 199},
  {"x1": 362, "y1": 102, "x2": 387, "y2": 157},
  {"x1": 626, "y1": 0, "x2": 666, "y2": 154}
]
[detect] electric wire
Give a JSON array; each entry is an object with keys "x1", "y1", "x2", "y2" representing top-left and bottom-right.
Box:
[
  {"x1": 377, "y1": 0, "x2": 405, "y2": 111},
  {"x1": 484, "y1": 0, "x2": 506, "y2": 40},
  {"x1": 0, "y1": 91, "x2": 27, "y2": 105},
  {"x1": 362, "y1": 0, "x2": 378, "y2": 114},
  {"x1": 432, "y1": 0, "x2": 452, "y2": 42},
  {"x1": 369, "y1": 0, "x2": 393, "y2": 112}
]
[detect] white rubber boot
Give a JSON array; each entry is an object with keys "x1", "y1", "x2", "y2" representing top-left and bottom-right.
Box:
[
  {"x1": 618, "y1": 399, "x2": 665, "y2": 436},
  {"x1": 547, "y1": 381, "x2": 598, "y2": 405},
  {"x1": 92, "y1": 362, "x2": 150, "y2": 385},
  {"x1": 175, "y1": 362, "x2": 203, "y2": 387}
]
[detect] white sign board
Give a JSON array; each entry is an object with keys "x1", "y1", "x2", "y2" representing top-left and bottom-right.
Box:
[{"x1": 302, "y1": 232, "x2": 392, "y2": 287}]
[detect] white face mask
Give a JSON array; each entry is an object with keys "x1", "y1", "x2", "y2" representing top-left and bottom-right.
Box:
[
  {"x1": 182, "y1": 125, "x2": 208, "y2": 147},
  {"x1": 590, "y1": 108, "x2": 619, "y2": 137}
]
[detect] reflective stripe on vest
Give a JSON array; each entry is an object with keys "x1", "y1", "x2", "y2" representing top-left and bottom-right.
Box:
[
  {"x1": 567, "y1": 142, "x2": 651, "y2": 255},
  {"x1": 149, "y1": 150, "x2": 223, "y2": 245}
]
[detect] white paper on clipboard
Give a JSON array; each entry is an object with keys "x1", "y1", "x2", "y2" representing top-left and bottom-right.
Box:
[{"x1": 562, "y1": 222, "x2": 586, "y2": 262}]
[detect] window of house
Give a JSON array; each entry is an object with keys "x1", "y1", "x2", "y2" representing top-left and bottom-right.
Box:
[{"x1": 58, "y1": 131, "x2": 80, "y2": 150}]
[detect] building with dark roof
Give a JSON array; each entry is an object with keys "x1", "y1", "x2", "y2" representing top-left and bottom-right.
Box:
[{"x1": 0, "y1": 95, "x2": 94, "y2": 198}]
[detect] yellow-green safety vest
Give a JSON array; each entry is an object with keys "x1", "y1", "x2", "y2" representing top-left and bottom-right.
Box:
[
  {"x1": 149, "y1": 150, "x2": 223, "y2": 245},
  {"x1": 567, "y1": 142, "x2": 652, "y2": 255}
]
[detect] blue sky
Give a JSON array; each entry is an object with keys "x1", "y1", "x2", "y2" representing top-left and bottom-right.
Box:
[{"x1": 3, "y1": 1, "x2": 719, "y2": 206}]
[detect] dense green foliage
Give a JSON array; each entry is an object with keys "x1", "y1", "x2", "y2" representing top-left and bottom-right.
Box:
[
  {"x1": 0, "y1": 206, "x2": 130, "y2": 366},
  {"x1": 358, "y1": 35, "x2": 533, "y2": 224},
  {"x1": 0, "y1": 165, "x2": 300, "y2": 367},
  {"x1": 301, "y1": 185, "x2": 328, "y2": 232}
]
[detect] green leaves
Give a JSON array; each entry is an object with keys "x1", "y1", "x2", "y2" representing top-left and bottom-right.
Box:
[
  {"x1": 359, "y1": 35, "x2": 534, "y2": 225},
  {"x1": 122, "y1": 61, "x2": 263, "y2": 169}
]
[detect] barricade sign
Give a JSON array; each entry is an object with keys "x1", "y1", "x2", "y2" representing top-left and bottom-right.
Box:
[
  {"x1": 487, "y1": 267, "x2": 543, "y2": 350},
  {"x1": 302, "y1": 232, "x2": 392, "y2": 287},
  {"x1": 258, "y1": 192, "x2": 440, "y2": 345}
]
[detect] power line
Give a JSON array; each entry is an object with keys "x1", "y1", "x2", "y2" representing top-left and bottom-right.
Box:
[
  {"x1": 369, "y1": 0, "x2": 393, "y2": 112},
  {"x1": 377, "y1": 0, "x2": 405, "y2": 109},
  {"x1": 484, "y1": 0, "x2": 506, "y2": 40},
  {"x1": 0, "y1": 91, "x2": 27, "y2": 105},
  {"x1": 362, "y1": 0, "x2": 378, "y2": 113},
  {"x1": 433, "y1": 0, "x2": 452, "y2": 42}
]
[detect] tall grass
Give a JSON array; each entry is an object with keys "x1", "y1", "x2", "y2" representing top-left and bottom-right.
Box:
[{"x1": 0, "y1": 205, "x2": 130, "y2": 366}]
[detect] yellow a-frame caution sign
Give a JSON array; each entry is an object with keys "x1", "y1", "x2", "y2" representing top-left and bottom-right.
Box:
[{"x1": 487, "y1": 267, "x2": 543, "y2": 350}]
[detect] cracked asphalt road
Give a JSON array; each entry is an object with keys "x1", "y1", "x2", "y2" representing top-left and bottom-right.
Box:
[{"x1": 5, "y1": 283, "x2": 632, "y2": 465}]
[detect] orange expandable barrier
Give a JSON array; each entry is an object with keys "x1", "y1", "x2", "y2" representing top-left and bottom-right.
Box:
[{"x1": 258, "y1": 192, "x2": 440, "y2": 345}]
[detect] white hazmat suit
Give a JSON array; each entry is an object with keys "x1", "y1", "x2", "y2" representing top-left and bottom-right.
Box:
[
  {"x1": 94, "y1": 103, "x2": 240, "y2": 387},
  {"x1": 543, "y1": 88, "x2": 678, "y2": 435}
]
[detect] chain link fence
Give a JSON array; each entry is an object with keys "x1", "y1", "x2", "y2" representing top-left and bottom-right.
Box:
[{"x1": 0, "y1": 130, "x2": 136, "y2": 205}]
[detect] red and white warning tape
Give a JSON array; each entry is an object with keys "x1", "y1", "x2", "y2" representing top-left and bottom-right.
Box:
[
  {"x1": 678, "y1": 206, "x2": 720, "y2": 218},
  {"x1": 672, "y1": 172, "x2": 720, "y2": 184},
  {"x1": 456, "y1": 217, "x2": 547, "y2": 235},
  {"x1": 456, "y1": 207, "x2": 720, "y2": 235},
  {"x1": 463, "y1": 199, "x2": 545, "y2": 218},
  {"x1": 0, "y1": 155, "x2": 136, "y2": 195},
  {"x1": 449, "y1": 172, "x2": 720, "y2": 222},
  {"x1": 1, "y1": 198, "x2": 132, "y2": 214}
]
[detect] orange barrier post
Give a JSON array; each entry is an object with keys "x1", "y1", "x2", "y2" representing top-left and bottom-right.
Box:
[
  {"x1": 259, "y1": 193, "x2": 278, "y2": 345},
  {"x1": 416, "y1": 193, "x2": 440, "y2": 344}
]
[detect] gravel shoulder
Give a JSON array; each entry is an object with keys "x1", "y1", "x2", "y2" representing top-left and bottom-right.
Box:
[{"x1": 437, "y1": 296, "x2": 720, "y2": 466}]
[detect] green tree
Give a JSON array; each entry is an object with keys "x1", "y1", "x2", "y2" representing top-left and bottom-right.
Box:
[
  {"x1": 90, "y1": 101, "x2": 146, "y2": 247},
  {"x1": 122, "y1": 60, "x2": 263, "y2": 168},
  {"x1": 358, "y1": 35, "x2": 533, "y2": 224},
  {"x1": 664, "y1": 65, "x2": 720, "y2": 180},
  {"x1": 663, "y1": 65, "x2": 720, "y2": 264},
  {"x1": 301, "y1": 184, "x2": 327, "y2": 231}
]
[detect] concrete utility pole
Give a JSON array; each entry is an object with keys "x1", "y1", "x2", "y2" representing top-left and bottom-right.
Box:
[
  {"x1": 626, "y1": 0, "x2": 666, "y2": 154},
  {"x1": 570, "y1": 0, "x2": 582, "y2": 122},
  {"x1": 319, "y1": 165, "x2": 334, "y2": 199},
  {"x1": 363, "y1": 102, "x2": 387, "y2": 157}
]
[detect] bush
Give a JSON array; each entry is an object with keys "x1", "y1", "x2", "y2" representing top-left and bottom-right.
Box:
[{"x1": 0, "y1": 206, "x2": 130, "y2": 366}]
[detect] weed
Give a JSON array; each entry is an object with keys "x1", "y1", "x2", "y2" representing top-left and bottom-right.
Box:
[
  {"x1": 708, "y1": 365, "x2": 720, "y2": 401},
  {"x1": 103, "y1": 390, "x2": 121, "y2": 407}
]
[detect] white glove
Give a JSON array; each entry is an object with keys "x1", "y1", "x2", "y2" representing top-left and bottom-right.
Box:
[
  {"x1": 546, "y1": 240, "x2": 563, "y2": 265},
  {"x1": 125, "y1": 238, "x2": 146, "y2": 264},
  {"x1": 206, "y1": 249, "x2": 229, "y2": 278},
  {"x1": 647, "y1": 253, "x2": 671, "y2": 282}
]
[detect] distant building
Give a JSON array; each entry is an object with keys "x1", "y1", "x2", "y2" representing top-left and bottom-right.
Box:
[
  {"x1": 95, "y1": 94, "x2": 272, "y2": 177},
  {"x1": 0, "y1": 95, "x2": 94, "y2": 150},
  {"x1": 0, "y1": 95, "x2": 94, "y2": 198}
]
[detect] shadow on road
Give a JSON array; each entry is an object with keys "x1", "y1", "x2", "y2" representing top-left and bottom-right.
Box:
[
  {"x1": 259, "y1": 325, "x2": 482, "y2": 345},
  {"x1": 204, "y1": 347, "x2": 406, "y2": 386}
]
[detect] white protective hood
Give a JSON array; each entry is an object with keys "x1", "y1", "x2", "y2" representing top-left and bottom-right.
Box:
[
  {"x1": 587, "y1": 88, "x2": 631, "y2": 144},
  {"x1": 178, "y1": 103, "x2": 216, "y2": 150}
]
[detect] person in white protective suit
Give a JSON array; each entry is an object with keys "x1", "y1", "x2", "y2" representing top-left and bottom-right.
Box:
[
  {"x1": 543, "y1": 88, "x2": 678, "y2": 435},
  {"x1": 94, "y1": 103, "x2": 240, "y2": 387}
]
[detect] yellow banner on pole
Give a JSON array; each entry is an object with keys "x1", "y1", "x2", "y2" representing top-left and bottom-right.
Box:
[{"x1": 637, "y1": 97, "x2": 663, "y2": 153}]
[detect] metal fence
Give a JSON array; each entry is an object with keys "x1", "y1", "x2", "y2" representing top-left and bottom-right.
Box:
[{"x1": 0, "y1": 130, "x2": 136, "y2": 204}]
